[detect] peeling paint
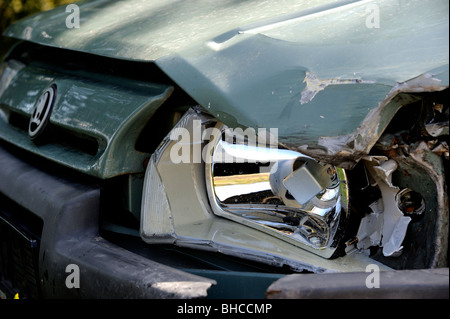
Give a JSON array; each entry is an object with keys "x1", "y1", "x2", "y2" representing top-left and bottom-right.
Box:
[{"x1": 300, "y1": 72, "x2": 375, "y2": 104}]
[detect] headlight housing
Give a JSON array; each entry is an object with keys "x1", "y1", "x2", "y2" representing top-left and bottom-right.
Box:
[
  {"x1": 205, "y1": 123, "x2": 346, "y2": 250},
  {"x1": 141, "y1": 108, "x2": 356, "y2": 271}
]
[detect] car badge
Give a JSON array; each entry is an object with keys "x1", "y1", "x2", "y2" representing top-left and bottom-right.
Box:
[{"x1": 28, "y1": 84, "x2": 56, "y2": 142}]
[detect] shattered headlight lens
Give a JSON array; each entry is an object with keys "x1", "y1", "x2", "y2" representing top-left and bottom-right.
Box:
[{"x1": 205, "y1": 124, "x2": 347, "y2": 250}]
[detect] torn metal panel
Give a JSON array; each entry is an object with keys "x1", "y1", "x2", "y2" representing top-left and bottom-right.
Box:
[
  {"x1": 308, "y1": 74, "x2": 448, "y2": 169},
  {"x1": 354, "y1": 117, "x2": 448, "y2": 269}
]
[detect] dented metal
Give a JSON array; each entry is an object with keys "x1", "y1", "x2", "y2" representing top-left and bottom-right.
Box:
[
  {"x1": 3, "y1": 0, "x2": 448, "y2": 168},
  {"x1": 312, "y1": 73, "x2": 448, "y2": 169}
]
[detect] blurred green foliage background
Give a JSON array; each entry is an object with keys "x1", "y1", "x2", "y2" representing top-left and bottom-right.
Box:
[{"x1": 1, "y1": 0, "x2": 78, "y2": 58}]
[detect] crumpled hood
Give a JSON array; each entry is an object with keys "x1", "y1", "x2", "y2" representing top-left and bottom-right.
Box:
[{"x1": 4, "y1": 0, "x2": 449, "y2": 168}]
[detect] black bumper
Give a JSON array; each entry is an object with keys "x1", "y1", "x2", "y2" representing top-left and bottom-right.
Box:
[{"x1": 0, "y1": 144, "x2": 214, "y2": 298}]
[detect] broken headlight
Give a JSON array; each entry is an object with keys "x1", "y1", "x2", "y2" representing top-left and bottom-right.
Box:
[
  {"x1": 141, "y1": 108, "x2": 352, "y2": 268},
  {"x1": 205, "y1": 124, "x2": 347, "y2": 251}
]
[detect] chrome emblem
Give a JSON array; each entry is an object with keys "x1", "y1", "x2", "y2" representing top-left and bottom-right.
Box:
[{"x1": 28, "y1": 85, "x2": 56, "y2": 141}]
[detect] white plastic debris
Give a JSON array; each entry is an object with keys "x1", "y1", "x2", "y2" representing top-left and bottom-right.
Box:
[{"x1": 358, "y1": 156, "x2": 411, "y2": 257}]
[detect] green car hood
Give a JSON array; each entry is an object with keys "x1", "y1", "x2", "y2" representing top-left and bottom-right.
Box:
[{"x1": 4, "y1": 0, "x2": 449, "y2": 168}]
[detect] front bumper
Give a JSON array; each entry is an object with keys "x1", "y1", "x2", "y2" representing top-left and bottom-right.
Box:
[{"x1": 0, "y1": 144, "x2": 214, "y2": 298}]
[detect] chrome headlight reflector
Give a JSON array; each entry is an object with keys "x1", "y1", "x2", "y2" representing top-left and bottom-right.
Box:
[{"x1": 205, "y1": 124, "x2": 347, "y2": 251}]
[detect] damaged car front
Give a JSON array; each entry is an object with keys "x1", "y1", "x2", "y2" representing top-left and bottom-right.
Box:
[{"x1": 0, "y1": 0, "x2": 448, "y2": 299}]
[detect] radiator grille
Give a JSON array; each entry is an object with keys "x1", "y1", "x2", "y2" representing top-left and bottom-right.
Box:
[{"x1": 0, "y1": 194, "x2": 42, "y2": 299}]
